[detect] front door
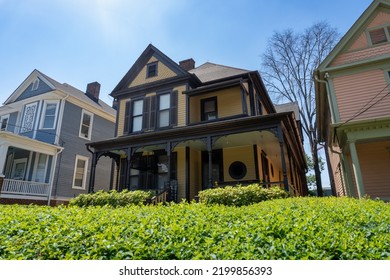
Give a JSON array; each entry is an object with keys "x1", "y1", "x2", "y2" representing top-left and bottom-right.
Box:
[{"x1": 202, "y1": 149, "x2": 223, "y2": 189}]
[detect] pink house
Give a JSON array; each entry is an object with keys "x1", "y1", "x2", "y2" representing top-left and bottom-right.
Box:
[{"x1": 315, "y1": 0, "x2": 390, "y2": 200}]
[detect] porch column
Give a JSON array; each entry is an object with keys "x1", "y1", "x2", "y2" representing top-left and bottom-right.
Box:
[
  {"x1": 207, "y1": 136, "x2": 213, "y2": 188},
  {"x1": 348, "y1": 140, "x2": 365, "y2": 198},
  {"x1": 240, "y1": 88, "x2": 248, "y2": 115},
  {"x1": 340, "y1": 152, "x2": 356, "y2": 197},
  {"x1": 88, "y1": 152, "x2": 97, "y2": 193},
  {"x1": 0, "y1": 143, "x2": 9, "y2": 176},
  {"x1": 277, "y1": 125, "x2": 289, "y2": 192},
  {"x1": 125, "y1": 147, "x2": 132, "y2": 190},
  {"x1": 166, "y1": 142, "x2": 172, "y2": 184}
]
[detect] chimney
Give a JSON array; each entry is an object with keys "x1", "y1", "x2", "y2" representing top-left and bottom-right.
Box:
[
  {"x1": 86, "y1": 82, "x2": 101, "y2": 102},
  {"x1": 179, "y1": 58, "x2": 195, "y2": 71}
]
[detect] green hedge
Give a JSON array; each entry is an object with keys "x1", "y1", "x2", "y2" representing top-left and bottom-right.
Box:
[
  {"x1": 68, "y1": 190, "x2": 152, "y2": 207},
  {"x1": 198, "y1": 184, "x2": 289, "y2": 206},
  {"x1": 0, "y1": 197, "x2": 389, "y2": 260}
]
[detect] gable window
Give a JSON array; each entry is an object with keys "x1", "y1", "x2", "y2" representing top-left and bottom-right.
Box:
[
  {"x1": 158, "y1": 93, "x2": 170, "y2": 127},
  {"x1": 79, "y1": 110, "x2": 93, "y2": 140},
  {"x1": 0, "y1": 114, "x2": 9, "y2": 131},
  {"x1": 368, "y1": 26, "x2": 390, "y2": 45},
  {"x1": 40, "y1": 101, "x2": 59, "y2": 129},
  {"x1": 132, "y1": 99, "x2": 144, "y2": 132},
  {"x1": 20, "y1": 102, "x2": 38, "y2": 133},
  {"x1": 32, "y1": 78, "x2": 40, "y2": 91},
  {"x1": 146, "y1": 62, "x2": 158, "y2": 78},
  {"x1": 201, "y1": 97, "x2": 218, "y2": 121},
  {"x1": 72, "y1": 155, "x2": 89, "y2": 190}
]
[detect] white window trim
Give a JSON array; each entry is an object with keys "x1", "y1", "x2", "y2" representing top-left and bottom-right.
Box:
[
  {"x1": 0, "y1": 114, "x2": 10, "y2": 131},
  {"x1": 39, "y1": 100, "x2": 60, "y2": 130},
  {"x1": 72, "y1": 154, "x2": 89, "y2": 190},
  {"x1": 78, "y1": 109, "x2": 94, "y2": 140}
]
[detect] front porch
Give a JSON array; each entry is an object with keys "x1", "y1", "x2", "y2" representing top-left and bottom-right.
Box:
[
  {"x1": 0, "y1": 131, "x2": 63, "y2": 203},
  {"x1": 87, "y1": 114, "x2": 308, "y2": 202}
]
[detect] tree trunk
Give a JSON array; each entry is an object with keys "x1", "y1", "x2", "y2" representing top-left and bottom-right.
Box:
[{"x1": 312, "y1": 144, "x2": 323, "y2": 196}]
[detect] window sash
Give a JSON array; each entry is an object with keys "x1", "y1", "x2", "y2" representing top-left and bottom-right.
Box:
[
  {"x1": 41, "y1": 102, "x2": 58, "y2": 129},
  {"x1": 79, "y1": 110, "x2": 93, "y2": 139},
  {"x1": 132, "y1": 99, "x2": 144, "y2": 132},
  {"x1": 72, "y1": 155, "x2": 88, "y2": 189},
  {"x1": 0, "y1": 115, "x2": 9, "y2": 130}
]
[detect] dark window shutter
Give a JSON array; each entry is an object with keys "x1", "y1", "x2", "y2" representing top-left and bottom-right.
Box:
[
  {"x1": 170, "y1": 90, "x2": 178, "y2": 126},
  {"x1": 149, "y1": 95, "x2": 157, "y2": 130},
  {"x1": 143, "y1": 96, "x2": 150, "y2": 130},
  {"x1": 123, "y1": 100, "x2": 131, "y2": 135}
]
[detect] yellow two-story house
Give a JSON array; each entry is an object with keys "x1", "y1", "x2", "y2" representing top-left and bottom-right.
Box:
[{"x1": 87, "y1": 44, "x2": 307, "y2": 201}]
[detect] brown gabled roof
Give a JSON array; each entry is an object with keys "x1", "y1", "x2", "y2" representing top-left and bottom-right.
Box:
[{"x1": 189, "y1": 62, "x2": 250, "y2": 83}]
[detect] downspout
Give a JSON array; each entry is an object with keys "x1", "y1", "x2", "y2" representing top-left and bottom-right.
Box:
[
  {"x1": 47, "y1": 93, "x2": 69, "y2": 206},
  {"x1": 47, "y1": 146, "x2": 64, "y2": 206}
]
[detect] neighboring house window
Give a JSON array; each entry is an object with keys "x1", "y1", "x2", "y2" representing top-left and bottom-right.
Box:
[
  {"x1": 32, "y1": 78, "x2": 40, "y2": 91},
  {"x1": 33, "y1": 153, "x2": 48, "y2": 183},
  {"x1": 368, "y1": 26, "x2": 390, "y2": 45},
  {"x1": 20, "y1": 102, "x2": 38, "y2": 133},
  {"x1": 72, "y1": 155, "x2": 89, "y2": 190},
  {"x1": 0, "y1": 114, "x2": 9, "y2": 131},
  {"x1": 146, "y1": 62, "x2": 158, "y2": 78},
  {"x1": 132, "y1": 99, "x2": 144, "y2": 132},
  {"x1": 40, "y1": 101, "x2": 59, "y2": 129},
  {"x1": 201, "y1": 97, "x2": 218, "y2": 121},
  {"x1": 158, "y1": 93, "x2": 170, "y2": 127},
  {"x1": 79, "y1": 110, "x2": 93, "y2": 140}
]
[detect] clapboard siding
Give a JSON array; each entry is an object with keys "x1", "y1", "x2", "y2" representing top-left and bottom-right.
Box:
[
  {"x1": 15, "y1": 78, "x2": 52, "y2": 102},
  {"x1": 357, "y1": 141, "x2": 390, "y2": 198},
  {"x1": 333, "y1": 69, "x2": 390, "y2": 122},
  {"x1": 52, "y1": 101, "x2": 115, "y2": 198}
]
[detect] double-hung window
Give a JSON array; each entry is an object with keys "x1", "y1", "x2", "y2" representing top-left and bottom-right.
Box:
[
  {"x1": 72, "y1": 155, "x2": 89, "y2": 190},
  {"x1": 201, "y1": 97, "x2": 218, "y2": 121},
  {"x1": 40, "y1": 101, "x2": 59, "y2": 129},
  {"x1": 79, "y1": 110, "x2": 93, "y2": 140},
  {"x1": 132, "y1": 99, "x2": 144, "y2": 132},
  {"x1": 146, "y1": 62, "x2": 158, "y2": 78},
  {"x1": 158, "y1": 93, "x2": 170, "y2": 127},
  {"x1": 0, "y1": 114, "x2": 9, "y2": 131}
]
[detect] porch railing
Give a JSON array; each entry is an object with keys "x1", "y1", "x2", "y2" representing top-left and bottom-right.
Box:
[{"x1": 1, "y1": 179, "x2": 50, "y2": 197}]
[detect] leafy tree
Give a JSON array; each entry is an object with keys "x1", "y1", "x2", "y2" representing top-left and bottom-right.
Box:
[
  {"x1": 261, "y1": 22, "x2": 339, "y2": 196},
  {"x1": 306, "y1": 154, "x2": 325, "y2": 189}
]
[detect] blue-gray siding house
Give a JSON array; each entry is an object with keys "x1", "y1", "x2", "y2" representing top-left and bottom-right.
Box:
[{"x1": 0, "y1": 69, "x2": 116, "y2": 205}]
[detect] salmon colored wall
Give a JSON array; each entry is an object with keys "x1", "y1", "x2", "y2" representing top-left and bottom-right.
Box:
[
  {"x1": 357, "y1": 140, "x2": 390, "y2": 198},
  {"x1": 333, "y1": 69, "x2": 390, "y2": 122},
  {"x1": 332, "y1": 10, "x2": 390, "y2": 66}
]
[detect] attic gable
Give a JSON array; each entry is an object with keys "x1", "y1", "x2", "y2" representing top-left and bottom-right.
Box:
[
  {"x1": 111, "y1": 44, "x2": 191, "y2": 95},
  {"x1": 318, "y1": 0, "x2": 390, "y2": 70},
  {"x1": 4, "y1": 69, "x2": 55, "y2": 105}
]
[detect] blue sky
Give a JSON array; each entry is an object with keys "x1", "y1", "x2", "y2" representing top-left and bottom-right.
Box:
[
  {"x1": 0, "y1": 0, "x2": 374, "y2": 188},
  {"x1": 0, "y1": 0, "x2": 372, "y2": 106}
]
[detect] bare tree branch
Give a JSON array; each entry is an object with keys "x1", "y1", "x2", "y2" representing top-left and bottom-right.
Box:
[{"x1": 261, "y1": 21, "x2": 339, "y2": 196}]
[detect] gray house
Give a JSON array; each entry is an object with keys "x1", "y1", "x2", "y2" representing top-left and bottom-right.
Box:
[{"x1": 0, "y1": 69, "x2": 116, "y2": 205}]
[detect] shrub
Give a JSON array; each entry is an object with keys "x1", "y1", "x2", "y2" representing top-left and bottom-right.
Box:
[
  {"x1": 0, "y1": 197, "x2": 389, "y2": 260},
  {"x1": 68, "y1": 190, "x2": 152, "y2": 207},
  {"x1": 198, "y1": 184, "x2": 289, "y2": 206}
]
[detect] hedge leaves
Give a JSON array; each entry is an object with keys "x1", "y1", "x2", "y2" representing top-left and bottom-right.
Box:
[{"x1": 0, "y1": 197, "x2": 389, "y2": 260}]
